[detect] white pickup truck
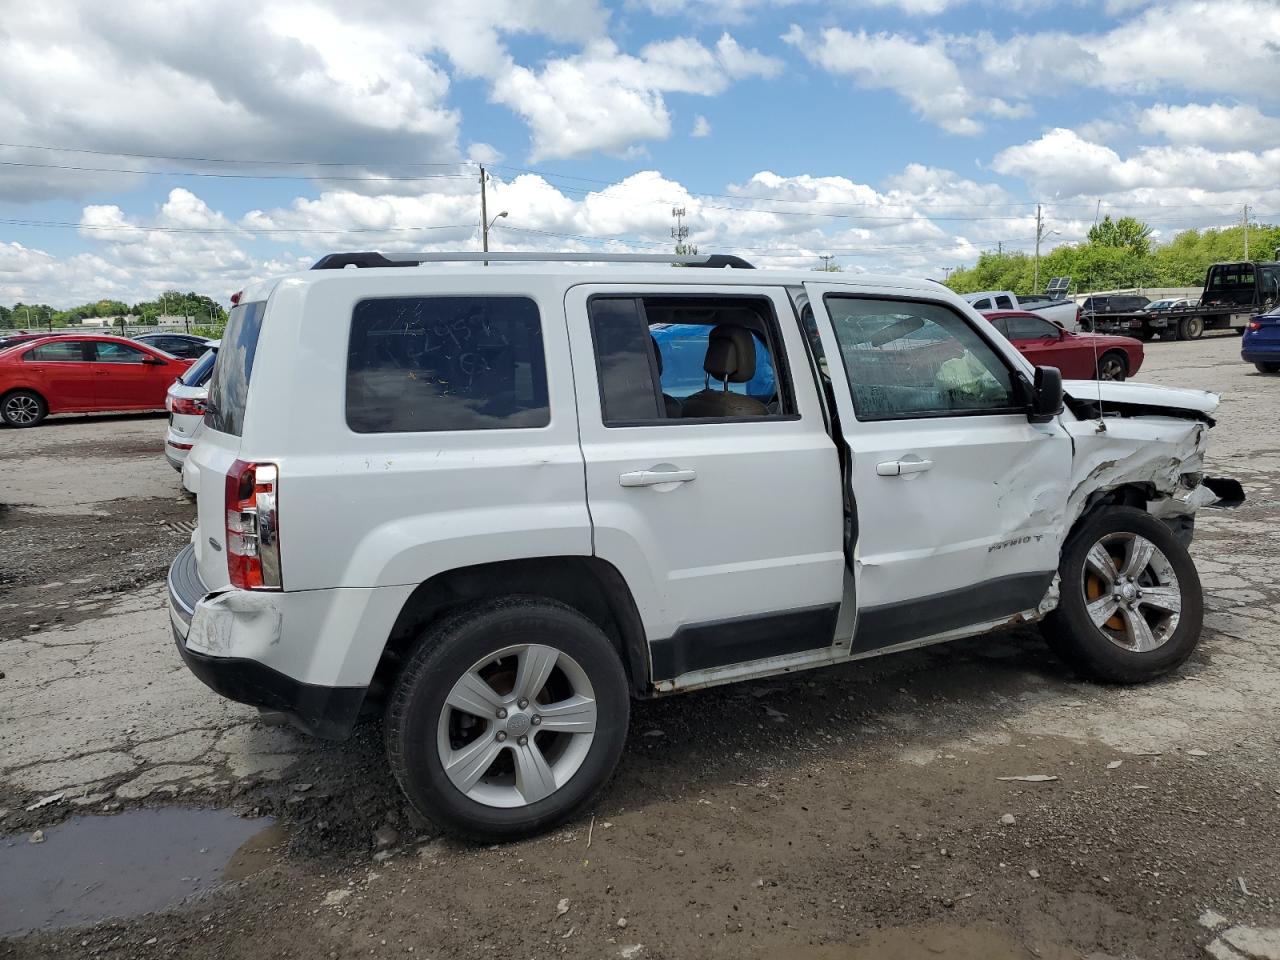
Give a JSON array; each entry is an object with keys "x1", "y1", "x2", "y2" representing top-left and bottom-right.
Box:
[
  {"x1": 169, "y1": 251, "x2": 1237, "y2": 840},
  {"x1": 964, "y1": 291, "x2": 1081, "y2": 331}
]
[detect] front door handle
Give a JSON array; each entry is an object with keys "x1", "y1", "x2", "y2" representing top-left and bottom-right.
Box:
[
  {"x1": 876, "y1": 459, "x2": 934, "y2": 477},
  {"x1": 619, "y1": 468, "x2": 697, "y2": 487}
]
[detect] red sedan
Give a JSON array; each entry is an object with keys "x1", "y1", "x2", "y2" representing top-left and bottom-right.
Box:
[
  {"x1": 0, "y1": 334, "x2": 193, "y2": 427},
  {"x1": 982, "y1": 310, "x2": 1144, "y2": 381}
]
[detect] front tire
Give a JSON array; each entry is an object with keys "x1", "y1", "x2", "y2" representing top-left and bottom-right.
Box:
[
  {"x1": 1096, "y1": 351, "x2": 1128, "y2": 381},
  {"x1": 1, "y1": 389, "x2": 47, "y2": 427},
  {"x1": 385, "y1": 597, "x2": 630, "y2": 841},
  {"x1": 1042, "y1": 507, "x2": 1203, "y2": 683}
]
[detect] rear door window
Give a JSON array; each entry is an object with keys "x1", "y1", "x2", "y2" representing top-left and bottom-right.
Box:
[
  {"x1": 93, "y1": 342, "x2": 147, "y2": 363},
  {"x1": 994, "y1": 295, "x2": 1013, "y2": 309},
  {"x1": 345, "y1": 296, "x2": 549, "y2": 433},
  {"x1": 206, "y1": 301, "x2": 266, "y2": 436},
  {"x1": 587, "y1": 294, "x2": 792, "y2": 426}
]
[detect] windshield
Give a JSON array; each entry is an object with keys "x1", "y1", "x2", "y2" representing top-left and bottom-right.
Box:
[{"x1": 205, "y1": 302, "x2": 265, "y2": 436}]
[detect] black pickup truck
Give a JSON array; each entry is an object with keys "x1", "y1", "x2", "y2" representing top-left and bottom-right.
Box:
[{"x1": 1092, "y1": 260, "x2": 1280, "y2": 341}]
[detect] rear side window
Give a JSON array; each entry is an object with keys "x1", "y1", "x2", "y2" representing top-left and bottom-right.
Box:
[
  {"x1": 26, "y1": 340, "x2": 86, "y2": 362},
  {"x1": 206, "y1": 301, "x2": 265, "y2": 436},
  {"x1": 181, "y1": 348, "x2": 218, "y2": 386},
  {"x1": 1005, "y1": 316, "x2": 1060, "y2": 340},
  {"x1": 346, "y1": 296, "x2": 549, "y2": 433},
  {"x1": 994, "y1": 295, "x2": 1013, "y2": 309}
]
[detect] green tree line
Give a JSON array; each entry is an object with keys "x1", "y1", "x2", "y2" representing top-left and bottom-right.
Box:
[
  {"x1": 946, "y1": 220, "x2": 1280, "y2": 297},
  {"x1": 0, "y1": 291, "x2": 227, "y2": 330}
]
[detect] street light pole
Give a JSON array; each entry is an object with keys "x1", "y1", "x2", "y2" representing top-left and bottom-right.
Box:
[{"x1": 480, "y1": 166, "x2": 489, "y2": 266}]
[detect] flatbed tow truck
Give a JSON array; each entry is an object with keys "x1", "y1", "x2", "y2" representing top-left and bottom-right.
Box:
[{"x1": 1093, "y1": 258, "x2": 1280, "y2": 341}]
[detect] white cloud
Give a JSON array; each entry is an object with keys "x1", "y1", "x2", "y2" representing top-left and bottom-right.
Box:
[
  {"x1": 1139, "y1": 103, "x2": 1280, "y2": 149},
  {"x1": 467, "y1": 143, "x2": 505, "y2": 166},
  {"x1": 784, "y1": 25, "x2": 1029, "y2": 135},
  {"x1": 691, "y1": 115, "x2": 712, "y2": 138},
  {"x1": 0, "y1": 0, "x2": 784, "y2": 196},
  {"x1": 993, "y1": 127, "x2": 1280, "y2": 198},
  {"x1": 978, "y1": 1, "x2": 1280, "y2": 100},
  {"x1": 489, "y1": 34, "x2": 780, "y2": 160}
]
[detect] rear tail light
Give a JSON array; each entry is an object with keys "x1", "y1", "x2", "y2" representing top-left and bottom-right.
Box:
[
  {"x1": 1249, "y1": 321, "x2": 1261, "y2": 331},
  {"x1": 167, "y1": 395, "x2": 206, "y2": 416},
  {"x1": 224, "y1": 460, "x2": 282, "y2": 590}
]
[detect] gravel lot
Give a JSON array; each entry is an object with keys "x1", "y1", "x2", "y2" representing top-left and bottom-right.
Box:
[{"x1": 2, "y1": 335, "x2": 1278, "y2": 960}]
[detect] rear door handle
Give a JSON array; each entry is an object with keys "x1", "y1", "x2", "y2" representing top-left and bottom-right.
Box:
[
  {"x1": 619, "y1": 468, "x2": 697, "y2": 487},
  {"x1": 876, "y1": 459, "x2": 934, "y2": 477}
]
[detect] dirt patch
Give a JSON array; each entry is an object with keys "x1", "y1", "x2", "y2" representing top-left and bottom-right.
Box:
[{"x1": 0, "y1": 499, "x2": 193, "y2": 637}]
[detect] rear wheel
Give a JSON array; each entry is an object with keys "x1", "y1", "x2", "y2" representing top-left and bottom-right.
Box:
[
  {"x1": 1096, "y1": 351, "x2": 1128, "y2": 381},
  {"x1": 385, "y1": 597, "x2": 630, "y2": 841},
  {"x1": 1, "y1": 390, "x2": 47, "y2": 427},
  {"x1": 1178, "y1": 316, "x2": 1204, "y2": 340},
  {"x1": 1042, "y1": 507, "x2": 1203, "y2": 683},
  {"x1": 1255, "y1": 362, "x2": 1280, "y2": 374}
]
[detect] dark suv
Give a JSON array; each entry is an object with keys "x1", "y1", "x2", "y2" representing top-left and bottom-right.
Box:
[{"x1": 1080, "y1": 295, "x2": 1151, "y2": 331}]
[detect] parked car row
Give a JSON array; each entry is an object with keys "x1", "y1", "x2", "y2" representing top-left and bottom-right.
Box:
[
  {"x1": 164, "y1": 342, "x2": 219, "y2": 479},
  {"x1": 0, "y1": 334, "x2": 195, "y2": 427}
]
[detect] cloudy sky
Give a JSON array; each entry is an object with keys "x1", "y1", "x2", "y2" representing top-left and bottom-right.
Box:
[{"x1": 1, "y1": 0, "x2": 1278, "y2": 306}]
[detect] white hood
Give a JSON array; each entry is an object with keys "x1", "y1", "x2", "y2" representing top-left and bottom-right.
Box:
[{"x1": 1064, "y1": 379, "x2": 1219, "y2": 417}]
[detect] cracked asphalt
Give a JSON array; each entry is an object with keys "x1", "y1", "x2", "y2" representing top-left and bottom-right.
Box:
[{"x1": 1, "y1": 335, "x2": 1278, "y2": 960}]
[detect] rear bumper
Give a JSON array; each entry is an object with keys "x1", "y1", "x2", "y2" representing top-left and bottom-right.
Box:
[
  {"x1": 163, "y1": 427, "x2": 193, "y2": 471},
  {"x1": 1242, "y1": 345, "x2": 1280, "y2": 362},
  {"x1": 167, "y1": 544, "x2": 365, "y2": 739}
]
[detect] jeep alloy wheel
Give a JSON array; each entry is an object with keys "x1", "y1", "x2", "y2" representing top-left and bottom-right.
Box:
[
  {"x1": 437, "y1": 643, "x2": 597, "y2": 808},
  {"x1": 1081, "y1": 532, "x2": 1181, "y2": 652}
]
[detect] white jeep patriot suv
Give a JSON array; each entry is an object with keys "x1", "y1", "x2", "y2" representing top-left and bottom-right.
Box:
[{"x1": 169, "y1": 251, "x2": 1238, "y2": 840}]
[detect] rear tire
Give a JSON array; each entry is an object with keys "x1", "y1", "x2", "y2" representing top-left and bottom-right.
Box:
[
  {"x1": 1, "y1": 389, "x2": 47, "y2": 427},
  {"x1": 385, "y1": 597, "x2": 630, "y2": 842},
  {"x1": 1096, "y1": 351, "x2": 1128, "y2": 381},
  {"x1": 1255, "y1": 362, "x2": 1280, "y2": 374},
  {"x1": 1178, "y1": 316, "x2": 1204, "y2": 340},
  {"x1": 1042, "y1": 507, "x2": 1203, "y2": 683}
]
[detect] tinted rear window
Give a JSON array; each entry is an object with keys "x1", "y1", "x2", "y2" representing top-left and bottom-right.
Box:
[
  {"x1": 181, "y1": 347, "x2": 219, "y2": 386},
  {"x1": 345, "y1": 296, "x2": 549, "y2": 433},
  {"x1": 205, "y1": 302, "x2": 265, "y2": 436}
]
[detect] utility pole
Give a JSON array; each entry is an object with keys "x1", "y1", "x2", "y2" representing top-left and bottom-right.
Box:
[
  {"x1": 1033, "y1": 204, "x2": 1044, "y2": 293},
  {"x1": 819, "y1": 254, "x2": 835, "y2": 272},
  {"x1": 1243, "y1": 204, "x2": 1250, "y2": 260},
  {"x1": 480, "y1": 165, "x2": 490, "y2": 266},
  {"x1": 997, "y1": 241, "x2": 1003, "y2": 257},
  {"x1": 942, "y1": 266, "x2": 955, "y2": 281}
]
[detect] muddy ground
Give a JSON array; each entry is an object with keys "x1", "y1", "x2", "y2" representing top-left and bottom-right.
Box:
[{"x1": 1, "y1": 336, "x2": 1278, "y2": 960}]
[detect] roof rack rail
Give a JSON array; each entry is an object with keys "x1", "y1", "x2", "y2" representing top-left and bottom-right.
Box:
[{"x1": 310, "y1": 251, "x2": 754, "y2": 270}]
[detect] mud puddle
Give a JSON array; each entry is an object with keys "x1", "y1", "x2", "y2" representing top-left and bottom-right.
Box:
[{"x1": 0, "y1": 807, "x2": 279, "y2": 937}]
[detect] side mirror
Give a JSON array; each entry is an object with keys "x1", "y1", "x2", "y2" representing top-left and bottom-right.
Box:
[
  {"x1": 141, "y1": 355, "x2": 166, "y2": 365},
  {"x1": 1028, "y1": 365, "x2": 1063, "y2": 424}
]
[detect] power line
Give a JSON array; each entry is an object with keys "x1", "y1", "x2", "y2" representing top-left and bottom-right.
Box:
[
  {"x1": 0, "y1": 141, "x2": 470, "y2": 169},
  {"x1": 0, "y1": 217, "x2": 475, "y2": 235},
  {"x1": 0, "y1": 159, "x2": 473, "y2": 182}
]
